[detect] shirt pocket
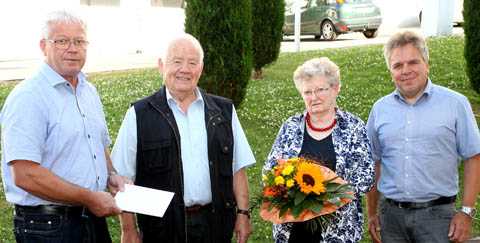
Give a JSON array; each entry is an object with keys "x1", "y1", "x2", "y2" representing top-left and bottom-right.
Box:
[{"x1": 141, "y1": 140, "x2": 173, "y2": 174}]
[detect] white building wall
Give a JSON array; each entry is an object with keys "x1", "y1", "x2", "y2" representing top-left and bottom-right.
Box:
[
  {"x1": 0, "y1": 0, "x2": 185, "y2": 60},
  {"x1": 372, "y1": 0, "x2": 462, "y2": 35}
]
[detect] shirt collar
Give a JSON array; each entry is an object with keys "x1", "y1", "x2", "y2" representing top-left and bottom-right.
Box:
[
  {"x1": 40, "y1": 62, "x2": 87, "y2": 88},
  {"x1": 165, "y1": 87, "x2": 204, "y2": 106},
  {"x1": 394, "y1": 79, "x2": 433, "y2": 104}
]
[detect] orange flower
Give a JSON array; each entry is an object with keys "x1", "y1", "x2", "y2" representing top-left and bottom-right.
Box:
[{"x1": 263, "y1": 186, "x2": 279, "y2": 197}]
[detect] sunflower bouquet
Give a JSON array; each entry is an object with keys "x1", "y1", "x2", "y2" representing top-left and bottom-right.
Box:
[{"x1": 259, "y1": 157, "x2": 354, "y2": 230}]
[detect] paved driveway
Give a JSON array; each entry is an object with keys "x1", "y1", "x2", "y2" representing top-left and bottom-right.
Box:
[{"x1": 0, "y1": 27, "x2": 464, "y2": 82}]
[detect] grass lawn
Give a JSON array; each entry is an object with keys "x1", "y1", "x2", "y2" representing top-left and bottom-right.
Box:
[{"x1": 0, "y1": 35, "x2": 479, "y2": 242}]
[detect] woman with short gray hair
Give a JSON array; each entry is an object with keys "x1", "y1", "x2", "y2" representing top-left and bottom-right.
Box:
[{"x1": 263, "y1": 57, "x2": 375, "y2": 242}]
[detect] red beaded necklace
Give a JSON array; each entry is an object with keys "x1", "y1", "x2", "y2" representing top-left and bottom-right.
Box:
[{"x1": 306, "y1": 113, "x2": 336, "y2": 132}]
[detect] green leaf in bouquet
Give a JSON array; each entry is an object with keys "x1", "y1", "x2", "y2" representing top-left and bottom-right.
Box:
[
  {"x1": 279, "y1": 204, "x2": 290, "y2": 217},
  {"x1": 325, "y1": 182, "x2": 342, "y2": 192},
  {"x1": 328, "y1": 197, "x2": 341, "y2": 206},
  {"x1": 314, "y1": 194, "x2": 328, "y2": 202},
  {"x1": 335, "y1": 184, "x2": 353, "y2": 193},
  {"x1": 336, "y1": 193, "x2": 355, "y2": 200},
  {"x1": 292, "y1": 203, "x2": 305, "y2": 218},
  {"x1": 302, "y1": 198, "x2": 315, "y2": 210},
  {"x1": 310, "y1": 201, "x2": 324, "y2": 213},
  {"x1": 287, "y1": 188, "x2": 297, "y2": 198},
  {"x1": 294, "y1": 191, "x2": 307, "y2": 205}
]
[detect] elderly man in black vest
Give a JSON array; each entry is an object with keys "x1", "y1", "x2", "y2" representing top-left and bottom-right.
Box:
[{"x1": 110, "y1": 33, "x2": 256, "y2": 243}]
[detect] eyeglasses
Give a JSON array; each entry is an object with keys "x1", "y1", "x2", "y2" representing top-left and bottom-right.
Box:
[
  {"x1": 46, "y1": 38, "x2": 89, "y2": 50},
  {"x1": 302, "y1": 86, "x2": 331, "y2": 97}
]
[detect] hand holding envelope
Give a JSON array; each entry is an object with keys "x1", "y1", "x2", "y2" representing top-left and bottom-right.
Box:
[{"x1": 115, "y1": 184, "x2": 175, "y2": 218}]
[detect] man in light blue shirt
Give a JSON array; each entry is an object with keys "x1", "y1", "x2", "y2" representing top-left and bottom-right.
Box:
[
  {"x1": 0, "y1": 10, "x2": 121, "y2": 243},
  {"x1": 366, "y1": 31, "x2": 480, "y2": 243},
  {"x1": 110, "y1": 33, "x2": 255, "y2": 243}
]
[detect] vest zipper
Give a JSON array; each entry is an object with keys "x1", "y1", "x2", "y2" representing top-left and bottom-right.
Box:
[{"x1": 151, "y1": 105, "x2": 188, "y2": 242}]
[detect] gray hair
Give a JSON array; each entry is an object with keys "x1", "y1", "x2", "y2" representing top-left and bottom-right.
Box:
[
  {"x1": 384, "y1": 31, "x2": 429, "y2": 69},
  {"x1": 41, "y1": 10, "x2": 87, "y2": 39},
  {"x1": 163, "y1": 33, "x2": 204, "y2": 63},
  {"x1": 293, "y1": 57, "x2": 340, "y2": 91}
]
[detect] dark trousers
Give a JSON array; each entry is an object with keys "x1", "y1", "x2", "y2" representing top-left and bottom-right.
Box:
[
  {"x1": 288, "y1": 220, "x2": 323, "y2": 243},
  {"x1": 379, "y1": 199, "x2": 455, "y2": 243},
  {"x1": 13, "y1": 205, "x2": 111, "y2": 243},
  {"x1": 185, "y1": 206, "x2": 213, "y2": 243}
]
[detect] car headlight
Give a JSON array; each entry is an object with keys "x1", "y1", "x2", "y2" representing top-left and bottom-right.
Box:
[{"x1": 328, "y1": 10, "x2": 337, "y2": 19}]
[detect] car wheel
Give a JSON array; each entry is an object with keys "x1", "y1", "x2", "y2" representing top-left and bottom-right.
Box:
[
  {"x1": 321, "y1": 20, "x2": 337, "y2": 41},
  {"x1": 314, "y1": 35, "x2": 321, "y2": 40},
  {"x1": 363, "y1": 29, "x2": 378, "y2": 39}
]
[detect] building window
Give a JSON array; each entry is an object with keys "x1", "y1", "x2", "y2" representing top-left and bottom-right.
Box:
[
  {"x1": 80, "y1": 0, "x2": 120, "y2": 6},
  {"x1": 151, "y1": 0, "x2": 184, "y2": 7}
]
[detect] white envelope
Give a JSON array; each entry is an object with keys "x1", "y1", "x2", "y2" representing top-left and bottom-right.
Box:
[{"x1": 115, "y1": 184, "x2": 174, "y2": 218}]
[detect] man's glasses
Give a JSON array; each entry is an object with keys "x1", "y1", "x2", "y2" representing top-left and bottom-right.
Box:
[
  {"x1": 46, "y1": 38, "x2": 89, "y2": 50},
  {"x1": 302, "y1": 86, "x2": 331, "y2": 97}
]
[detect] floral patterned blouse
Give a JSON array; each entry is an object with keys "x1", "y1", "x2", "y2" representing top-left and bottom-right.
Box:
[{"x1": 263, "y1": 108, "x2": 375, "y2": 243}]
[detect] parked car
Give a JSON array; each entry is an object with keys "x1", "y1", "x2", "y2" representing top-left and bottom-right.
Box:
[{"x1": 283, "y1": 0, "x2": 382, "y2": 40}]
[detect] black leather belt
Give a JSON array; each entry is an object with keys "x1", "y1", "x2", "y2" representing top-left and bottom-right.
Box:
[
  {"x1": 15, "y1": 204, "x2": 89, "y2": 218},
  {"x1": 386, "y1": 196, "x2": 456, "y2": 209},
  {"x1": 185, "y1": 203, "x2": 211, "y2": 215}
]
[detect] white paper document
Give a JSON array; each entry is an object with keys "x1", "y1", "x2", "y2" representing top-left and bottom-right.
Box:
[{"x1": 115, "y1": 184, "x2": 174, "y2": 218}]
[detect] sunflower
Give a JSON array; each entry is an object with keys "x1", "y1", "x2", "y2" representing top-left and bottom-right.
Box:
[{"x1": 294, "y1": 162, "x2": 326, "y2": 195}]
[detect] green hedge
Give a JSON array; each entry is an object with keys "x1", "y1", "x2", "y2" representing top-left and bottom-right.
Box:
[
  {"x1": 252, "y1": 0, "x2": 285, "y2": 73},
  {"x1": 185, "y1": 0, "x2": 253, "y2": 107},
  {"x1": 464, "y1": 0, "x2": 480, "y2": 93}
]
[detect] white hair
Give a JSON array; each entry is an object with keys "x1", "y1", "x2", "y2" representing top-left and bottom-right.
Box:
[
  {"x1": 41, "y1": 10, "x2": 87, "y2": 39},
  {"x1": 293, "y1": 57, "x2": 340, "y2": 91},
  {"x1": 162, "y1": 33, "x2": 204, "y2": 63}
]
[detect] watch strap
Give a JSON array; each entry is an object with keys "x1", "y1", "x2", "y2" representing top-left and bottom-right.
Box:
[{"x1": 236, "y1": 208, "x2": 250, "y2": 218}]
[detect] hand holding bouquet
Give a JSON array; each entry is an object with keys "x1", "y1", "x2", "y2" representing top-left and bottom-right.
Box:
[{"x1": 259, "y1": 157, "x2": 354, "y2": 228}]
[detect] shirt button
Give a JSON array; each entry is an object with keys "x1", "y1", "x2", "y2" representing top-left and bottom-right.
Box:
[
  {"x1": 405, "y1": 156, "x2": 409, "y2": 159},
  {"x1": 405, "y1": 138, "x2": 409, "y2": 142}
]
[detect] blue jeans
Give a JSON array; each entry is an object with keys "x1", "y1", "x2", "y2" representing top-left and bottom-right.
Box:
[
  {"x1": 379, "y1": 199, "x2": 455, "y2": 243},
  {"x1": 13, "y1": 205, "x2": 111, "y2": 243}
]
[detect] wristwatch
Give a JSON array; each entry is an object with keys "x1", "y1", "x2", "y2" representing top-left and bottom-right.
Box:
[
  {"x1": 459, "y1": 206, "x2": 477, "y2": 218},
  {"x1": 236, "y1": 208, "x2": 250, "y2": 218}
]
